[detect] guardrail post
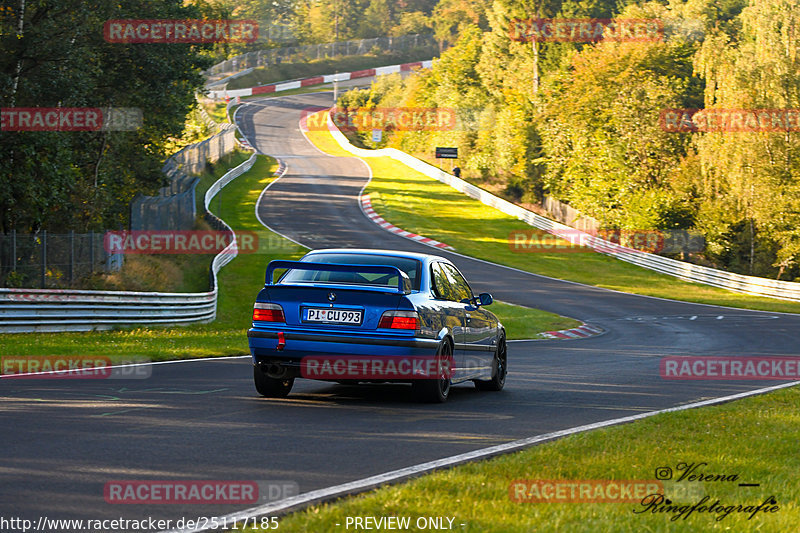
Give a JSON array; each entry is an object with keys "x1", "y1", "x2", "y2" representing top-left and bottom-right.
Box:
[
  {"x1": 69, "y1": 230, "x2": 74, "y2": 284},
  {"x1": 89, "y1": 230, "x2": 95, "y2": 273},
  {"x1": 41, "y1": 230, "x2": 47, "y2": 288},
  {"x1": 103, "y1": 232, "x2": 111, "y2": 272}
]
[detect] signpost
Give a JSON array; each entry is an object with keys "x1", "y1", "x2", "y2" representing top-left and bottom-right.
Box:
[{"x1": 435, "y1": 147, "x2": 458, "y2": 159}]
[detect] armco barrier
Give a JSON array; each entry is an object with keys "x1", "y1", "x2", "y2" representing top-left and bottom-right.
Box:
[
  {"x1": 0, "y1": 152, "x2": 257, "y2": 333},
  {"x1": 323, "y1": 113, "x2": 800, "y2": 303},
  {"x1": 208, "y1": 60, "x2": 434, "y2": 100}
]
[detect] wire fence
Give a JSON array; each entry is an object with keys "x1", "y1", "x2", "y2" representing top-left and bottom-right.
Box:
[
  {"x1": 130, "y1": 125, "x2": 238, "y2": 232},
  {"x1": 205, "y1": 34, "x2": 437, "y2": 78},
  {"x1": 543, "y1": 196, "x2": 600, "y2": 233},
  {"x1": 0, "y1": 231, "x2": 123, "y2": 289}
]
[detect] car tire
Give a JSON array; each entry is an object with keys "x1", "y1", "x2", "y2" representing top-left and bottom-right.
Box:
[
  {"x1": 474, "y1": 332, "x2": 507, "y2": 392},
  {"x1": 412, "y1": 341, "x2": 453, "y2": 403},
  {"x1": 253, "y1": 364, "x2": 294, "y2": 397}
]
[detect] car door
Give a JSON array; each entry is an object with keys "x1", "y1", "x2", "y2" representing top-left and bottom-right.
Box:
[
  {"x1": 440, "y1": 263, "x2": 495, "y2": 380},
  {"x1": 429, "y1": 262, "x2": 467, "y2": 378}
]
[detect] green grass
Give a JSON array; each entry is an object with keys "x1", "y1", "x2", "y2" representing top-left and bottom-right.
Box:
[
  {"x1": 491, "y1": 301, "x2": 580, "y2": 339},
  {"x1": 303, "y1": 113, "x2": 800, "y2": 315},
  {"x1": 199, "y1": 100, "x2": 228, "y2": 124},
  {"x1": 195, "y1": 150, "x2": 252, "y2": 214},
  {"x1": 226, "y1": 50, "x2": 437, "y2": 90},
  {"x1": 246, "y1": 384, "x2": 800, "y2": 532}
]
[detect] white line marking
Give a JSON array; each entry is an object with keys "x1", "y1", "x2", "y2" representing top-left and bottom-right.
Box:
[
  {"x1": 161, "y1": 379, "x2": 800, "y2": 533},
  {"x1": 253, "y1": 160, "x2": 309, "y2": 250},
  {"x1": 236, "y1": 96, "x2": 315, "y2": 250},
  {"x1": 0, "y1": 355, "x2": 251, "y2": 379}
]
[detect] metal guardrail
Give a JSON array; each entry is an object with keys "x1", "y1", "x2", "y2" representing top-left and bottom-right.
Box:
[
  {"x1": 208, "y1": 59, "x2": 435, "y2": 101},
  {"x1": 325, "y1": 114, "x2": 800, "y2": 303},
  {"x1": 0, "y1": 152, "x2": 257, "y2": 333}
]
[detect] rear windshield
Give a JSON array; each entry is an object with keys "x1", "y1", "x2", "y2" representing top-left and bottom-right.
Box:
[{"x1": 280, "y1": 253, "x2": 422, "y2": 291}]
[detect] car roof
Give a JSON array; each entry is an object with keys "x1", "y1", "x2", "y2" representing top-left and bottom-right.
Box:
[{"x1": 303, "y1": 248, "x2": 448, "y2": 264}]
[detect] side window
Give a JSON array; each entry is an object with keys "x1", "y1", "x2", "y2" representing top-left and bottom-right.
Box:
[
  {"x1": 441, "y1": 264, "x2": 473, "y2": 302},
  {"x1": 430, "y1": 262, "x2": 452, "y2": 300}
]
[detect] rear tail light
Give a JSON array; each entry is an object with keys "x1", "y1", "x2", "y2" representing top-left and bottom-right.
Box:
[
  {"x1": 253, "y1": 302, "x2": 285, "y2": 322},
  {"x1": 378, "y1": 310, "x2": 418, "y2": 330}
]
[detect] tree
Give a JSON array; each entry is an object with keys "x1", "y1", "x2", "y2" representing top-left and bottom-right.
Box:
[
  {"x1": 0, "y1": 0, "x2": 211, "y2": 233},
  {"x1": 431, "y1": 0, "x2": 487, "y2": 47},
  {"x1": 391, "y1": 11, "x2": 432, "y2": 37},
  {"x1": 538, "y1": 2, "x2": 704, "y2": 229},
  {"x1": 356, "y1": 0, "x2": 395, "y2": 38},
  {"x1": 292, "y1": 0, "x2": 369, "y2": 43},
  {"x1": 693, "y1": 0, "x2": 800, "y2": 276}
]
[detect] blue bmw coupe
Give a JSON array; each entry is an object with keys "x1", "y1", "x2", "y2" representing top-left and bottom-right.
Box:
[{"x1": 247, "y1": 249, "x2": 507, "y2": 402}]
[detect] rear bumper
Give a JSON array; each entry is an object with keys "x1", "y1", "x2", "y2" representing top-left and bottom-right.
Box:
[{"x1": 248, "y1": 327, "x2": 440, "y2": 364}]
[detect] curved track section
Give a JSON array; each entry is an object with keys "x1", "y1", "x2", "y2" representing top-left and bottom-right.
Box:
[{"x1": 2, "y1": 91, "x2": 799, "y2": 529}]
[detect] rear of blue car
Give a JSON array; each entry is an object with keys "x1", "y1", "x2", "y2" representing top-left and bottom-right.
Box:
[{"x1": 247, "y1": 253, "x2": 442, "y2": 399}]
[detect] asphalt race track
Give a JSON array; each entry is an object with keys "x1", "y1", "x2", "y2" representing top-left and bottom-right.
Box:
[{"x1": 3, "y1": 91, "x2": 799, "y2": 530}]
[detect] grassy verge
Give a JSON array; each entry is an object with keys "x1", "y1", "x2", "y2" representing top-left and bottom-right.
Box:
[
  {"x1": 246, "y1": 384, "x2": 800, "y2": 532},
  {"x1": 302, "y1": 112, "x2": 800, "y2": 315},
  {"x1": 492, "y1": 301, "x2": 580, "y2": 339},
  {"x1": 226, "y1": 50, "x2": 437, "y2": 90},
  {"x1": 198, "y1": 100, "x2": 229, "y2": 124}
]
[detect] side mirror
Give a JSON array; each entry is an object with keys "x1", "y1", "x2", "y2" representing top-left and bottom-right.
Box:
[{"x1": 478, "y1": 293, "x2": 493, "y2": 306}]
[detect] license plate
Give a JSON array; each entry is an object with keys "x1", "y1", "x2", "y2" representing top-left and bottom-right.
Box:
[{"x1": 304, "y1": 308, "x2": 362, "y2": 325}]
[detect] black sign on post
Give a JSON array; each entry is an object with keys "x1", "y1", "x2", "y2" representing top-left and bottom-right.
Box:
[{"x1": 435, "y1": 147, "x2": 458, "y2": 159}]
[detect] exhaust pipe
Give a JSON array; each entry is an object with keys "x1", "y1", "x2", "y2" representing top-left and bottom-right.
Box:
[{"x1": 266, "y1": 363, "x2": 288, "y2": 379}]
